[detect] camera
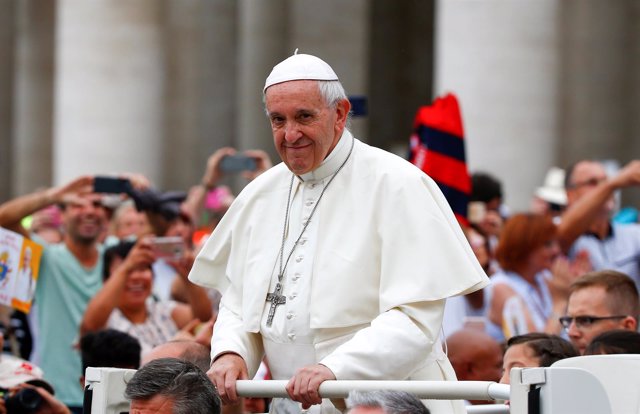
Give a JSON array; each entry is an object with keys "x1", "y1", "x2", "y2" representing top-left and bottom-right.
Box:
[{"x1": 0, "y1": 387, "x2": 43, "y2": 414}]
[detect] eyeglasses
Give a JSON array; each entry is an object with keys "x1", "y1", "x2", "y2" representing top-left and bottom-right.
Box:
[{"x1": 559, "y1": 315, "x2": 627, "y2": 330}]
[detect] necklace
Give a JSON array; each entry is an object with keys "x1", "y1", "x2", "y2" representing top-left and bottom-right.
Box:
[{"x1": 265, "y1": 137, "x2": 355, "y2": 326}]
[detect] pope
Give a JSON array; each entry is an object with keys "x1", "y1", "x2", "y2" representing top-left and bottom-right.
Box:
[{"x1": 189, "y1": 52, "x2": 489, "y2": 413}]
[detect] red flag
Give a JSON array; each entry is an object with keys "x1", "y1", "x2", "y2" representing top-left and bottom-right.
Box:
[{"x1": 409, "y1": 93, "x2": 471, "y2": 227}]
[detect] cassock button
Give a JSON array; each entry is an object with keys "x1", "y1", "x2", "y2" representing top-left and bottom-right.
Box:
[
  {"x1": 307, "y1": 183, "x2": 316, "y2": 189},
  {"x1": 292, "y1": 274, "x2": 301, "y2": 281},
  {"x1": 288, "y1": 333, "x2": 296, "y2": 340},
  {"x1": 305, "y1": 200, "x2": 314, "y2": 206},
  {"x1": 286, "y1": 312, "x2": 294, "y2": 320},
  {"x1": 299, "y1": 238, "x2": 307, "y2": 245},
  {"x1": 295, "y1": 256, "x2": 303, "y2": 263},
  {"x1": 289, "y1": 293, "x2": 297, "y2": 300}
]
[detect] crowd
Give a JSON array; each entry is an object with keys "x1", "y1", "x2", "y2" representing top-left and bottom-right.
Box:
[{"x1": 0, "y1": 51, "x2": 638, "y2": 414}]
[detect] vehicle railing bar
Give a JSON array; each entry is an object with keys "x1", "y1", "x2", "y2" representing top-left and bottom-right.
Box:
[{"x1": 235, "y1": 380, "x2": 510, "y2": 401}]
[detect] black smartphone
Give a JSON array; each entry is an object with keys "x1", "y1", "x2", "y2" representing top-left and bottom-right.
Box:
[
  {"x1": 93, "y1": 176, "x2": 132, "y2": 194},
  {"x1": 219, "y1": 155, "x2": 257, "y2": 173}
]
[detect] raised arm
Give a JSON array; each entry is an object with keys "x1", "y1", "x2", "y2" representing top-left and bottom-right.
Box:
[
  {"x1": 80, "y1": 238, "x2": 155, "y2": 335},
  {"x1": 558, "y1": 160, "x2": 640, "y2": 252},
  {"x1": 169, "y1": 251, "x2": 213, "y2": 326},
  {"x1": 0, "y1": 176, "x2": 94, "y2": 237},
  {"x1": 181, "y1": 147, "x2": 236, "y2": 222}
]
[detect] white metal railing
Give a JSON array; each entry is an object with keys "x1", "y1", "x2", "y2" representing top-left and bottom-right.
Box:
[
  {"x1": 236, "y1": 380, "x2": 510, "y2": 401},
  {"x1": 466, "y1": 404, "x2": 510, "y2": 414}
]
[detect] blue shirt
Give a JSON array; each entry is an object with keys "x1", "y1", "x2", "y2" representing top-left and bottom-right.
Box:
[{"x1": 569, "y1": 222, "x2": 640, "y2": 289}]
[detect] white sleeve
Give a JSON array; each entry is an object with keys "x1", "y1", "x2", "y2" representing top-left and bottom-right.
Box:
[
  {"x1": 319, "y1": 300, "x2": 445, "y2": 380},
  {"x1": 210, "y1": 303, "x2": 265, "y2": 378}
]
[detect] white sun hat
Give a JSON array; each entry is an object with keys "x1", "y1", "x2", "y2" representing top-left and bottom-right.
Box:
[
  {"x1": 264, "y1": 49, "x2": 339, "y2": 92},
  {"x1": 535, "y1": 166, "x2": 567, "y2": 206}
]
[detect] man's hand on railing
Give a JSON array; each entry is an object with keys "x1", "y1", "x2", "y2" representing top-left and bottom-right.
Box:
[
  {"x1": 286, "y1": 363, "x2": 336, "y2": 409},
  {"x1": 208, "y1": 353, "x2": 248, "y2": 405}
]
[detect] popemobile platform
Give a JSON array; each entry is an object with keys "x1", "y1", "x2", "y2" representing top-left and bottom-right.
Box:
[{"x1": 84, "y1": 354, "x2": 640, "y2": 414}]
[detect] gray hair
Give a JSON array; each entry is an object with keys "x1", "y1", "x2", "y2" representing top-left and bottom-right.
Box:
[
  {"x1": 125, "y1": 358, "x2": 221, "y2": 414},
  {"x1": 263, "y1": 79, "x2": 350, "y2": 112},
  {"x1": 346, "y1": 390, "x2": 431, "y2": 414},
  {"x1": 172, "y1": 340, "x2": 212, "y2": 372},
  {"x1": 317, "y1": 80, "x2": 348, "y2": 108}
]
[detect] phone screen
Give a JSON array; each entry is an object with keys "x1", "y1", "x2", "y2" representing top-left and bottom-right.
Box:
[
  {"x1": 219, "y1": 155, "x2": 257, "y2": 173},
  {"x1": 93, "y1": 177, "x2": 132, "y2": 194}
]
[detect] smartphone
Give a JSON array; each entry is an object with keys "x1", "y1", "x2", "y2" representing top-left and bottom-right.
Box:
[
  {"x1": 149, "y1": 236, "x2": 184, "y2": 260},
  {"x1": 93, "y1": 176, "x2": 132, "y2": 194},
  {"x1": 468, "y1": 201, "x2": 487, "y2": 224},
  {"x1": 219, "y1": 155, "x2": 257, "y2": 173}
]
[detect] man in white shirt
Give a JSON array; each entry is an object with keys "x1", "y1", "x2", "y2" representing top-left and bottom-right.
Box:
[
  {"x1": 558, "y1": 159, "x2": 640, "y2": 286},
  {"x1": 190, "y1": 52, "x2": 489, "y2": 413}
]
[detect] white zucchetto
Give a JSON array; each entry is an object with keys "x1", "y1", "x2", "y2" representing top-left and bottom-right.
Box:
[{"x1": 263, "y1": 52, "x2": 339, "y2": 92}]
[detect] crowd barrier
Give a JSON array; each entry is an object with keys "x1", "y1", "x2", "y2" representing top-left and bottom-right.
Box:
[{"x1": 85, "y1": 355, "x2": 640, "y2": 414}]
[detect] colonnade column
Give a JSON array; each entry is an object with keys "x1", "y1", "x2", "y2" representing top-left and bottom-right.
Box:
[
  {"x1": 161, "y1": 0, "x2": 237, "y2": 190},
  {"x1": 11, "y1": 0, "x2": 55, "y2": 196},
  {"x1": 53, "y1": 0, "x2": 164, "y2": 186},
  {"x1": 289, "y1": 0, "x2": 370, "y2": 141},
  {"x1": 235, "y1": 0, "x2": 287, "y2": 159},
  {"x1": 434, "y1": 0, "x2": 561, "y2": 210},
  {"x1": 557, "y1": 1, "x2": 635, "y2": 164},
  {"x1": 0, "y1": 0, "x2": 15, "y2": 201}
]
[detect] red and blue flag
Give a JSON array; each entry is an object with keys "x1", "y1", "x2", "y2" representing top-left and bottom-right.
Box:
[{"x1": 409, "y1": 93, "x2": 471, "y2": 227}]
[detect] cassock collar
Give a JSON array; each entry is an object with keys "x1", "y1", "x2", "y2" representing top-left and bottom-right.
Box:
[{"x1": 298, "y1": 129, "x2": 352, "y2": 183}]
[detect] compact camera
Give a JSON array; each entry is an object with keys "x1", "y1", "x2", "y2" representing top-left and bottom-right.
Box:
[{"x1": 0, "y1": 387, "x2": 43, "y2": 414}]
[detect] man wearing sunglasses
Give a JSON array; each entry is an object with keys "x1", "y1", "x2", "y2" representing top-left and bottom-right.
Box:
[
  {"x1": 561, "y1": 270, "x2": 639, "y2": 354},
  {"x1": 558, "y1": 159, "x2": 640, "y2": 288}
]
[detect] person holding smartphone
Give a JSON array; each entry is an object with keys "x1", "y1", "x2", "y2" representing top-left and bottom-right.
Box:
[
  {"x1": 0, "y1": 176, "x2": 106, "y2": 413},
  {"x1": 80, "y1": 239, "x2": 212, "y2": 355}
]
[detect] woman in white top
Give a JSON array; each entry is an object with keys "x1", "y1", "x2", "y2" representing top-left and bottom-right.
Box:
[
  {"x1": 486, "y1": 213, "x2": 586, "y2": 341},
  {"x1": 80, "y1": 239, "x2": 212, "y2": 355}
]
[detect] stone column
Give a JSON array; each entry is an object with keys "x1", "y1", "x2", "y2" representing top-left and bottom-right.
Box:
[
  {"x1": 434, "y1": 0, "x2": 561, "y2": 210},
  {"x1": 0, "y1": 0, "x2": 15, "y2": 201},
  {"x1": 53, "y1": 0, "x2": 164, "y2": 186},
  {"x1": 557, "y1": 0, "x2": 635, "y2": 165},
  {"x1": 289, "y1": 0, "x2": 370, "y2": 141},
  {"x1": 11, "y1": 0, "x2": 56, "y2": 195},
  {"x1": 235, "y1": 0, "x2": 287, "y2": 159},
  {"x1": 368, "y1": 0, "x2": 435, "y2": 151},
  {"x1": 161, "y1": 0, "x2": 237, "y2": 191},
  {"x1": 626, "y1": 0, "x2": 640, "y2": 208}
]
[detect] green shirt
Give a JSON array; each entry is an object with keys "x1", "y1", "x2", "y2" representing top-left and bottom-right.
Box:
[{"x1": 33, "y1": 236, "x2": 103, "y2": 407}]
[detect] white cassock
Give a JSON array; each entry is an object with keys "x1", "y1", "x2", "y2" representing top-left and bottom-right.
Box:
[{"x1": 189, "y1": 130, "x2": 490, "y2": 413}]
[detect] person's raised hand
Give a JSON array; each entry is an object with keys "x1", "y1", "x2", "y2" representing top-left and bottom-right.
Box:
[
  {"x1": 194, "y1": 317, "x2": 215, "y2": 348},
  {"x1": 121, "y1": 238, "x2": 156, "y2": 274},
  {"x1": 286, "y1": 363, "x2": 335, "y2": 409},
  {"x1": 611, "y1": 160, "x2": 640, "y2": 189},
  {"x1": 202, "y1": 147, "x2": 237, "y2": 189},
  {"x1": 207, "y1": 353, "x2": 248, "y2": 405},
  {"x1": 120, "y1": 172, "x2": 152, "y2": 192},
  {"x1": 241, "y1": 150, "x2": 273, "y2": 181},
  {"x1": 167, "y1": 248, "x2": 195, "y2": 280},
  {"x1": 47, "y1": 175, "x2": 94, "y2": 206},
  {"x1": 13, "y1": 383, "x2": 71, "y2": 414}
]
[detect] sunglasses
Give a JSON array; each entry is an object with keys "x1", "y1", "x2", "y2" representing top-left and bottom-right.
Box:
[{"x1": 558, "y1": 315, "x2": 627, "y2": 330}]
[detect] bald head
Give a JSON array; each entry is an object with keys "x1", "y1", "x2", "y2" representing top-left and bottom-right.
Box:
[
  {"x1": 143, "y1": 340, "x2": 211, "y2": 372},
  {"x1": 447, "y1": 329, "x2": 503, "y2": 382}
]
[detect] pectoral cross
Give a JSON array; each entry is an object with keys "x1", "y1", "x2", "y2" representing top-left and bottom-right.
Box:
[{"x1": 265, "y1": 282, "x2": 287, "y2": 326}]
